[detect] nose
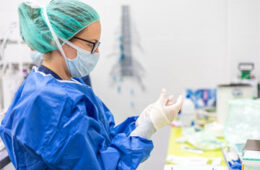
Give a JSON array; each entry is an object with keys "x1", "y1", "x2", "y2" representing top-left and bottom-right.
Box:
[{"x1": 94, "y1": 48, "x2": 99, "y2": 53}]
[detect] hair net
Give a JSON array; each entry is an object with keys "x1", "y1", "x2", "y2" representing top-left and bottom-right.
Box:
[{"x1": 18, "y1": 0, "x2": 100, "y2": 53}]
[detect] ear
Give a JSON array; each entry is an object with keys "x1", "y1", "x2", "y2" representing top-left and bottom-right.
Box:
[
  {"x1": 28, "y1": 45, "x2": 33, "y2": 51},
  {"x1": 62, "y1": 43, "x2": 77, "y2": 60}
]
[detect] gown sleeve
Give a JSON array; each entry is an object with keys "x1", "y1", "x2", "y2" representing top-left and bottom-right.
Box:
[
  {"x1": 100, "y1": 100, "x2": 139, "y2": 136},
  {"x1": 36, "y1": 95, "x2": 154, "y2": 170},
  {"x1": 100, "y1": 101, "x2": 154, "y2": 169}
]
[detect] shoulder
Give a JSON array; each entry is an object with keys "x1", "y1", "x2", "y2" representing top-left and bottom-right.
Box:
[
  {"x1": 23, "y1": 69, "x2": 75, "y2": 104},
  {"x1": 23, "y1": 68, "x2": 98, "y2": 117}
]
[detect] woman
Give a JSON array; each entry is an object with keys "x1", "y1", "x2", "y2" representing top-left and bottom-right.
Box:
[{"x1": 0, "y1": 0, "x2": 183, "y2": 169}]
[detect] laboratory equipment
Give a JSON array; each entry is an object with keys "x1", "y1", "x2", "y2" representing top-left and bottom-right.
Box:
[
  {"x1": 178, "y1": 126, "x2": 226, "y2": 151},
  {"x1": 217, "y1": 84, "x2": 254, "y2": 125},
  {"x1": 224, "y1": 99, "x2": 260, "y2": 145},
  {"x1": 110, "y1": 5, "x2": 146, "y2": 96},
  {"x1": 242, "y1": 140, "x2": 260, "y2": 170},
  {"x1": 232, "y1": 63, "x2": 258, "y2": 98},
  {"x1": 111, "y1": 5, "x2": 145, "y2": 86},
  {"x1": 222, "y1": 147, "x2": 242, "y2": 170},
  {"x1": 186, "y1": 89, "x2": 217, "y2": 109},
  {"x1": 238, "y1": 63, "x2": 254, "y2": 79},
  {"x1": 0, "y1": 22, "x2": 32, "y2": 112},
  {"x1": 180, "y1": 94, "x2": 196, "y2": 127}
]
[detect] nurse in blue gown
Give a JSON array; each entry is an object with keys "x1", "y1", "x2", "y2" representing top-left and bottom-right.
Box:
[{"x1": 0, "y1": 0, "x2": 183, "y2": 169}]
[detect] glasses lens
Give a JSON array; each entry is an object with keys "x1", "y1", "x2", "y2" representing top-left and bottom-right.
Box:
[{"x1": 92, "y1": 42, "x2": 101, "y2": 54}]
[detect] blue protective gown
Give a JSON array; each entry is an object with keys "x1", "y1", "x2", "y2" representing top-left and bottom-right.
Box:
[{"x1": 0, "y1": 66, "x2": 153, "y2": 170}]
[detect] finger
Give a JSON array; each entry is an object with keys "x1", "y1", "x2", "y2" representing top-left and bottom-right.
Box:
[
  {"x1": 167, "y1": 95, "x2": 184, "y2": 110},
  {"x1": 161, "y1": 88, "x2": 166, "y2": 94},
  {"x1": 176, "y1": 95, "x2": 184, "y2": 106},
  {"x1": 176, "y1": 95, "x2": 184, "y2": 109},
  {"x1": 166, "y1": 100, "x2": 172, "y2": 106},
  {"x1": 166, "y1": 95, "x2": 174, "y2": 106},
  {"x1": 157, "y1": 88, "x2": 168, "y2": 104}
]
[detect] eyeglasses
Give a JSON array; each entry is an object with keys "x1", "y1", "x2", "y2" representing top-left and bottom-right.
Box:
[{"x1": 74, "y1": 37, "x2": 101, "y2": 54}]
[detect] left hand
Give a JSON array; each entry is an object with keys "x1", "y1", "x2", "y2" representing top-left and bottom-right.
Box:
[{"x1": 136, "y1": 89, "x2": 183, "y2": 129}]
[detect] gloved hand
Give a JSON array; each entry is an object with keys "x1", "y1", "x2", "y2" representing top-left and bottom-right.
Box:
[
  {"x1": 130, "y1": 89, "x2": 183, "y2": 139},
  {"x1": 137, "y1": 89, "x2": 183, "y2": 130}
]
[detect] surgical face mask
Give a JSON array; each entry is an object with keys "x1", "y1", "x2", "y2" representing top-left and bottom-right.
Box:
[
  {"x1": 31, "y1": 51, "x2": 43, "y2": 66},
  {"x1": 61, "y1": 38, "x2": 100, "y2": 77}
]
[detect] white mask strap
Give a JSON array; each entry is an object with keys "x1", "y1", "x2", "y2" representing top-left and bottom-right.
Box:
[
  {"x1": 59, "y1": 37, "x2": 82, "y2": 51},
  {"x1": 42, "y1": 7, "x2": 67, "y2": 59}
]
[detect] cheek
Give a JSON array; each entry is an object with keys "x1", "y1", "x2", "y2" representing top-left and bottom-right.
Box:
[{"x1": 63, "y1": 45, "x2": 77, "y2": 60}]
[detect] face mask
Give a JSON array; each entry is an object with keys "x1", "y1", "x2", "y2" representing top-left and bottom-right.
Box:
[
  {"x1": 31, "y1": 51, "x2": 43, "y2": 66},
  {"x1": 61, "y1": 39, "x2": 100, "y2": 77}
]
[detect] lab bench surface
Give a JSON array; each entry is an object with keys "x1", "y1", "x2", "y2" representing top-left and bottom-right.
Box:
[{"x1": 165, "y1": 127, "x2": 226, "y2": 169}]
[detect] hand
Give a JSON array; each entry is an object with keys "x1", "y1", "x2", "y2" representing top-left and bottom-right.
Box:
[
  {"x1": 136, "y1": 91, "x2": 174, "y2": 127},
  {"x1": 137, "y1": 89, "x2": 183, "y2": 130}
]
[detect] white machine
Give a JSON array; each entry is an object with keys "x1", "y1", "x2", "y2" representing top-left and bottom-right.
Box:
[{"x1": 217, "y1": 84, "x2": 254, "y2": 125}]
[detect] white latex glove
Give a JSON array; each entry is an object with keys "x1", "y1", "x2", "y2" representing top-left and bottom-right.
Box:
[
  {"x1": 136, "y1": 104, "x2": 153, "y2": 127},
  {"x1": 137, "y1": 89, "x2": 183, "y2": 130},
  {"x1": 130, "y1": 117, "x2": 156, "y2": 139}
]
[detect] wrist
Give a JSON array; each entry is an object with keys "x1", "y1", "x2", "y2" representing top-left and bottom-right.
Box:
[{"x1": 131, "y1": 117, "x2": 156, "y2": 139}]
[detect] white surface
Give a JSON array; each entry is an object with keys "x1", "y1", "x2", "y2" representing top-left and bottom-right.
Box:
[
  {"x1": 227, "y1": 0, "x2": 260, "y2": 81},
  {"x1": 4, "y1": 44, "x2": 31, "y2": 64},
  {"x1": 205, "y1": 122, "x2": 224, "y2": 137}
]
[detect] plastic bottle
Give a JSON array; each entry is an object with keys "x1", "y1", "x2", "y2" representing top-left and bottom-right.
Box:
[{"x1": 180, "y1": 94, "x2": 196, "y2": 127}]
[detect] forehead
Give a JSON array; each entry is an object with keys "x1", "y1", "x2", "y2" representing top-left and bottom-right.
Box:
[{"x1": 76, "y1": 21, "x2": 101, "y2": 40}]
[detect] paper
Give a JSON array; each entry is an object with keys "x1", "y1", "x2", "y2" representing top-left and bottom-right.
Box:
[
  {"x1": 164, "y1": 164, "x2": 227, "y2": 170},
  {"x1": 166, "y1": 155, "x2": 221, "y2": 166}
]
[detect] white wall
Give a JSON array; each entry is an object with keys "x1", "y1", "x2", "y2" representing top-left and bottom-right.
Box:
[
  {"x1": 0, "y1": 0, "x2": 260, "y2": 170},
  {"x1": 228, "y1": 0, "x2": 260, "y2": 81}
]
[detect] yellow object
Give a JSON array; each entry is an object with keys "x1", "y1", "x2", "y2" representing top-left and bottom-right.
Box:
[{"x1": 166, "y1": 127, "x2": 226, "y2": 166}]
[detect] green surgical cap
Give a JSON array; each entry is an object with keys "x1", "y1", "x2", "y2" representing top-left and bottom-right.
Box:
[{"x1": 18, "y1": 0, "x2": 100, "y2": 53}]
